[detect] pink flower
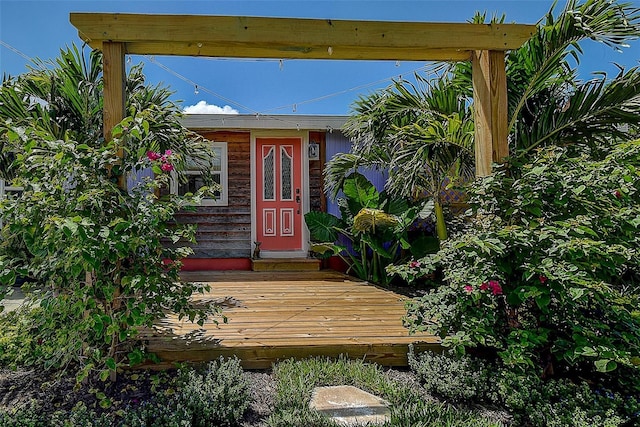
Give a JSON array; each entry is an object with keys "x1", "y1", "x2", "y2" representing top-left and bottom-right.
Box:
[
  {"x1": 161, "y1": 163, "x2": 174, "y2": 172},
  {"x1": 146, "y1": 151, "x2": 161, "y2": 161},
  {"x1": 160, "y1": 155, "x2": 168, "y2": 163},
  {"x1": 489, "y1": 280, "x2": 503, "y2": 295},
  {"x1": 614, "y1": 190, "x2": 622, "y2": 199},
  {"x1": 409, "y1": 261, "x2": 421, "y2": 268},
  {"x1": 539, "y1": 275, "x2": 548, "y2": 284},
  {"x1": 164, "y1": 149, "x2": 173, "y2": 156},
  {"x1": 464, "y1": 285, "x2": 473, "y2": 293},
  {"x1": 479, "y1": 282, "x2": 489, "y2": 291}
]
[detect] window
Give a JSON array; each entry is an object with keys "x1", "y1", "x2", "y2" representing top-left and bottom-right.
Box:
[
  {"x1": 0, "y1": 179, "x2": 23, "y2": 200},
  {"x1": 0, "y1": 179, "x2": 23, "y2": 229},
  {"x1": 171, "y1": 142, "x2": 228, "y2": 206}
]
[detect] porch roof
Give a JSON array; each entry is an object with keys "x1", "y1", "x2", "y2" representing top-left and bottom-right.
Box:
[{"x1": 181, "y1": 114, "x2": 348, "y2": 131}]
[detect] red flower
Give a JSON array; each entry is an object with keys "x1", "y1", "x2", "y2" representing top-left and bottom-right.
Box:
[
  {"x1": 464, "y1": 285, "x2": 473, "y2": 293},
  {"x1": 489, "y1": 281, "x2": 503, "y2": 295},
  {"x1": 614, "y1": 190, "x2": 622, "y2": 199},
  {"x1": 409, "y1": 261, "x2": 421, "y2": 268},
  {"x1": 161, "y1": 163, "x2": 174, "y2": 172},
  {"x1": 539, "y1": 275, "x2": 548, "y2": 284},
  {"x1": 147, "y1": 151, "x2": 161, "y2": 161},
  {"x1": 479, "y1": 282, "x2": 489, "y2": 291}
]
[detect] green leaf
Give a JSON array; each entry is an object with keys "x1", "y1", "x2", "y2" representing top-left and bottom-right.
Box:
[
  {"x1": 304, "y1": 211, "x2": 341, "y2": 242},
  {"x1": 99, "y1": 369, "x2": 110, "y2": 382},
  {"x1": 342, "y1": 173, "x2": 379, "y2": 212},
  {"x1": 594, "y1": 359, "x2": 617, "y2": 373},
  {"x1": 535, "y1": 293, "x2": 551, "y2": 311},
  {"x1": 105, "y1": 357, "x2": 117, "y2": 371}
]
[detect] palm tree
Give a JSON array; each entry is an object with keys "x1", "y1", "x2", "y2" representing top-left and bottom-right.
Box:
[
  {"x1": 326, "y1": 0, "x2": 640, "y2": 240},
  {"x1": 0, "y1": 44, "x2": 212, "y2": 181},
  {"x1": 326, "y1": 70, "x2": 475, "y2": 241}
]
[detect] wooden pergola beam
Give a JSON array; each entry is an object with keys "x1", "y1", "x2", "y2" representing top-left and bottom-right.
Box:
[
  {"x1": 69, "y1": 13, "x2": 537, "y2": 177},
  {"x1": 70, "y1": 13, "x2": 535, "y2": 61}
]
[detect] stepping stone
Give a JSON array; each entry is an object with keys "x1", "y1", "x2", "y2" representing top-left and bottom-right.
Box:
[{"x1": 309, "y1": 385, "x2": 391, "y2": 426}]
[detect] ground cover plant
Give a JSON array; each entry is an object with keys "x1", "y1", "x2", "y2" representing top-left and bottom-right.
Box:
[
  {"x1": 263, "y1": 356, "x2": 505, "y2": 427},
  {"x1": 0, "y1": 357, "x2": 250, "y2": 427}
]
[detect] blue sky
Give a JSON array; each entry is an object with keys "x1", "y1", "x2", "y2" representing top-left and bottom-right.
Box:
[{"x1": 1, "y1": 0, "x2": 639, "y2": 115}]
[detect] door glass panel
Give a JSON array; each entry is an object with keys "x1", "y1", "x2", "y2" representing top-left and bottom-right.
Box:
[
  {"x1": 263, "y1": 146, "x2": 275, "y2": 200},
  {"x1": 281, "y1": 145, "x2": 293, "y2": 200}
]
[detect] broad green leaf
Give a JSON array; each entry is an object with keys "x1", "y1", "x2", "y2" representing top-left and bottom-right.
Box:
[
  {"x1": 342, "y1": 173, "x2": 379, "y2": 212},
  {"x1": 304, "y1": 211, "x2": 340, "y2": 242}
]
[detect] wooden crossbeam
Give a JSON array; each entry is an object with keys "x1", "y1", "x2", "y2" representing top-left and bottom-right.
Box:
[{"x1": 70, "y1": 13, "x2": 535, "y2": 61}]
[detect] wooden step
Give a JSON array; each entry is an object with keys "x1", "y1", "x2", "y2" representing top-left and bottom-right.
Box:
[{"x1": 251, "y1": 258, "x2": 321, "y2": 271}]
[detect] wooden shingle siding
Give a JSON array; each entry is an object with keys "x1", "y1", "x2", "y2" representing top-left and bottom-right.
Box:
[{"x1": 176, "y1": 130, "x2": 252, "y2": 258}]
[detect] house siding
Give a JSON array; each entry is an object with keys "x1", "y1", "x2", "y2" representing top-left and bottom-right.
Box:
[
  {"x1": 325, "y1": 131, "x2": 387, "y2": 217},
  {"x1": 176, "y1": 130, "x2": 252, "y2": 258}
]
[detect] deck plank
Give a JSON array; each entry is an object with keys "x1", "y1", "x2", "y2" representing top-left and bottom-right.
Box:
[{"x1": 141, "y1": 270, "x2": 440, "y2": 368}]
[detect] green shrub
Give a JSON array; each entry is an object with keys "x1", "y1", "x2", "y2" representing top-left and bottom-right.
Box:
[
  {"x1": 305, "y1": 173, "x2": 434, "y2": 285},
  {"x1": 119, "y1": 396, "x2": 192, "y2": 427},
  {"x1": 409, "y1": 349, "x2": 640, "y2": 427},
  {"x1": 0, "y1": 46, "x2": 218, "y2": 381},
  {"x1": 178, "y1": 357, "x2": 250, "y2": 426},
  {"x1": 408, "y1": 349, "x2": 491, "y2": 401},
  {"x1": 0, "y1": 402, "x2": 49, "y2": 427},
  {"x1": 0, "y1": 402, "x2": 112, "y2": 427},
  {"x1": 50, "y1": 402, "x2": 112, "y2": 427},
  {"x1": 400, "y1": 141, "x2": 640, "y2": 387}
]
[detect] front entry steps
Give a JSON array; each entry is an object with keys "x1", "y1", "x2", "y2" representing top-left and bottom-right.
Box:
[{"x1": 251, "y1": 258, "x2": 321, "y2": 271}]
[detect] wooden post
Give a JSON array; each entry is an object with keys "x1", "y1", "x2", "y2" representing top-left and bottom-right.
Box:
[
  {"x1": 472, "y1": 50, "x2": 508, "y2": 177},
  {"x1": 102, "y1": 42, "x2": 127, "y2": 189},
  {"x1": 102, "y1": 42, "x2": 126, "y2": 381}
]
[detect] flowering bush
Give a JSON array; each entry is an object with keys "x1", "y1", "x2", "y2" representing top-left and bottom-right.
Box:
[
  {"x1": 401, "y1": 141, "x2": 640, "y2": 389},
  {"x1": 0, "y1": 46, "x2": 219, "y2": 381},
  {"x1": 147, "y1": 149, "x2": 175, "y2": 172}
]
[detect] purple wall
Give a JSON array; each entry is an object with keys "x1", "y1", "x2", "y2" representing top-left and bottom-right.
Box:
[{"x1": 324, "y1": 131, "x2": 387, "y2": 217}]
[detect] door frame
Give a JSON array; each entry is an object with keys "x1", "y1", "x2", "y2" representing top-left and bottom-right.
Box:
[{"x1": 251, "y1": 130, "x2": 310, "y2": 258}]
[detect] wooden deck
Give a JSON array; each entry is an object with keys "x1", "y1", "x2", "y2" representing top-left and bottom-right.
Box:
[{"x1": 141, "y1": 270, "x2": 440, "y2": 369}]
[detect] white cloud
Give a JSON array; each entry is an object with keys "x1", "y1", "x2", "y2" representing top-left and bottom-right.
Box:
[{"x1": 183, "y1": 101, "x2": 239, "y2": 114}]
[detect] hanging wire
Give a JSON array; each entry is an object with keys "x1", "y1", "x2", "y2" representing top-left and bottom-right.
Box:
[
  {"x1": 0, "y1": 40, "x2": 35, "y2": 62},
  {"x1": 142, "y1": 55, "x2": 439, "y2": 122}
]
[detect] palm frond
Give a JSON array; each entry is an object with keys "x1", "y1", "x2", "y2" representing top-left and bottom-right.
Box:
[
  {"x1": 508, "y1": 0, "x2": 640, "y2": 135},
  {"x1": 518, "y1": 66, "x2": 640, "y2": 156}
]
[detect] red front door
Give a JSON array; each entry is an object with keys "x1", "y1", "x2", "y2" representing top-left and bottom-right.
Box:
[{"x1": 256, "y1": 137, "x2": 303, "y2": 251}]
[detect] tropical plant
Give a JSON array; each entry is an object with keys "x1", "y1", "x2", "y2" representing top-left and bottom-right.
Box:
[
  {"x1": 305, "y1": 172, "x2": 434, "y2": 285},
  {"x1": 456, "y1": 0, "x2": 640, "y2": 159},
  {"x1": 325, "y1": 74, "x2": 474, "y2": 241},
  {"x1": 325, "y1": 0, "x2": 640, "y2": 241},
  {"x1": 401, "y1": 140, "x2": 640, "y2": 388},
  {"x1": 0, "y1": 45, "x2": 219, "y2": 381}
]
